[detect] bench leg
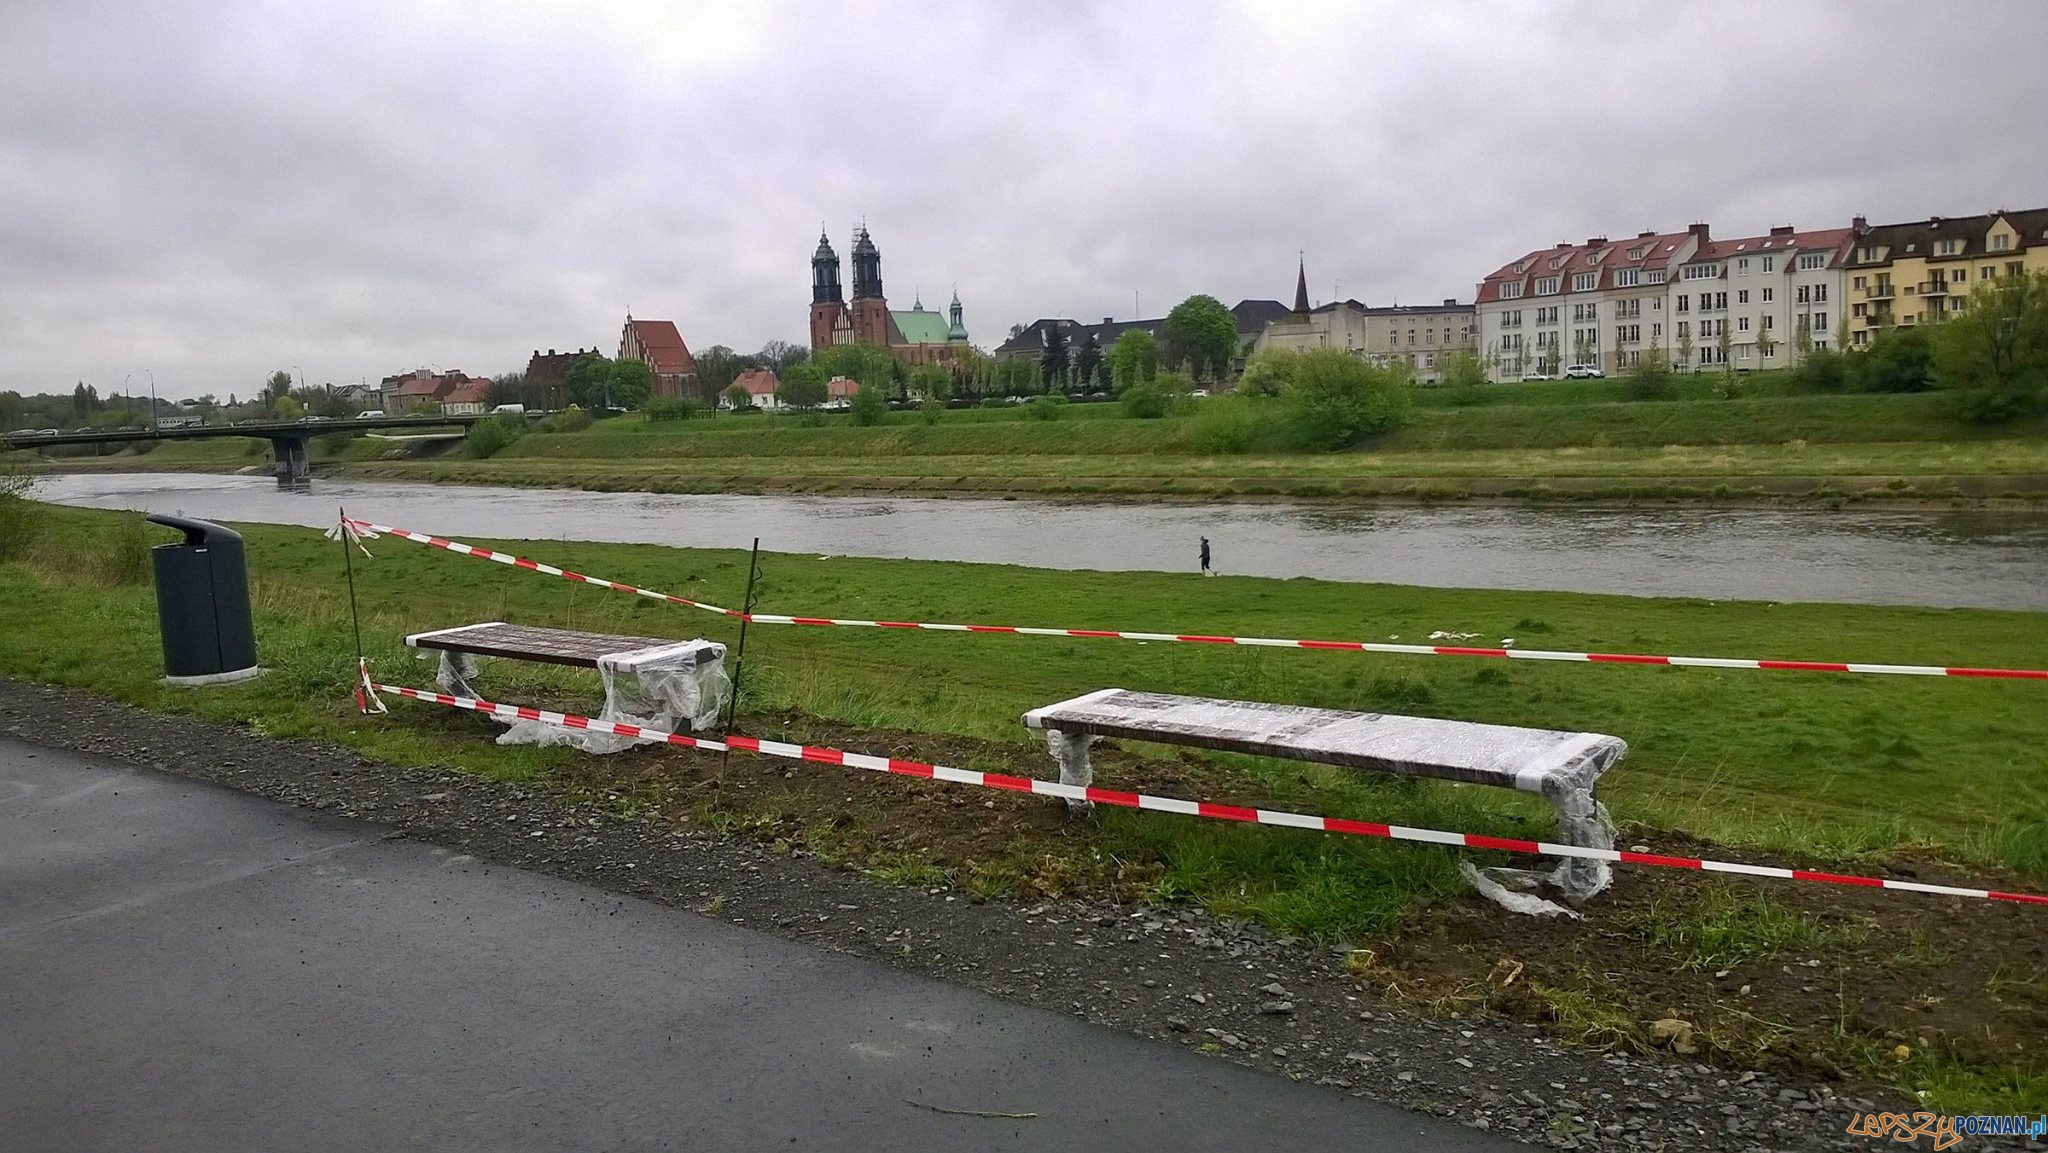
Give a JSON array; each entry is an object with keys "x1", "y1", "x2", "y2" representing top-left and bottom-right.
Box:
[
  {"x1": 1043, "y1": 728, "x2": 1096, "y2": 813},
  {"x1": 1547, "y1": 789, "x2": 1617, "y2": 900}
]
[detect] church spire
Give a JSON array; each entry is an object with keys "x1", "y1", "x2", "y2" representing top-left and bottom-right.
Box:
[
  {"x1": 1293, "y1": 253, "x2": 1310, "y2": 315},
  {"x1": 812, "y1": 228, "x2": 842, "y2": 304},
  {"x1": 947, "y1": 285, "x2": 967, "y2": 342}
]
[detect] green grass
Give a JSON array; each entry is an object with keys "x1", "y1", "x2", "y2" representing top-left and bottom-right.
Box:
[{"x1": 1634, "y1": 888, "x2": 1866, "y2": 972}]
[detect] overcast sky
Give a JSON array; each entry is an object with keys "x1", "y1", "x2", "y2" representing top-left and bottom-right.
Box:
[{"x1": 3, "y1": 0, "x2": 2044, "y2": 399}]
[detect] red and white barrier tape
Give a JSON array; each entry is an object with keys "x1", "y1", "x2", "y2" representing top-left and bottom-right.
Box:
[
  {"x1": 369, "y1": 680, "x2": 2048, "y2": 908},
  {"x1": 340, "y1": 517, "x2": 2048, "y2": 682}
]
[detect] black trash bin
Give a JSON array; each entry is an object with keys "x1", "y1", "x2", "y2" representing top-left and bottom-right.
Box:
[{"x1": 148, "y1": 513, "x2": 260, "y2": 684}]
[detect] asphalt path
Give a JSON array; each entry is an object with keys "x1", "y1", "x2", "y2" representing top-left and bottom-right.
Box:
[{"x1": 0, "y1": 740, "x2": 1514, "y2": 1152}]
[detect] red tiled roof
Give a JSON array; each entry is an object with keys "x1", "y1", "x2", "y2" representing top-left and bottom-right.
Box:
[
  {"x1": 444, "y1": 382, "x2": 491, "y2": 404},
  {"x1": 826, "y1": 376, "x2": 860, "y2": 398},
  {"x1": 627, "y1": 319, "x2": 695, "y2": 376},
  {"x1": 733, "y1": 369, "x2": 779, "y2": 396},
  {"x1": 1693, "y1": 226, "x2": 1856, "y2": 268}
]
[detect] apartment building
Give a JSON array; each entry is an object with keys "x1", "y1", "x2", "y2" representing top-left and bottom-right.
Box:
[
  {"x1": 1840, "y1": 209, "x2": 2048, "y2": 345},
  {"x1": 1253, "y1": 298, "x2": 1477, "y2": 381},
  {"x1": 1475, "y1": 223, "x2": 1854, "y2": 381}
]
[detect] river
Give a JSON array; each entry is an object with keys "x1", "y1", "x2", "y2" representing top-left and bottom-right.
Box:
[{"x1": 29, "y1": 472, "x2": 2048, "y2": 610}]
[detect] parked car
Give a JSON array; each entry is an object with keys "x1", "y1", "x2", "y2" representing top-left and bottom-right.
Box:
[
  {"x1": 1520, "y1": 371, "x2": 1554, "y2": 382},
  {"x1": 1563, "y1": 364, "x2": 1606, "y2": 379},
  {"x1": 1190, "y1": 388, "x2": 1210, "y2": 398},
  {"x1": 355, "y1": 409, "x2": 385, "y2": 419}
]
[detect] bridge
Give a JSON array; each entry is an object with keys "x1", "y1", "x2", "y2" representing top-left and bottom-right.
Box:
[{"x1": 2, "y1": 414, "x2": 488, "y2": 488}]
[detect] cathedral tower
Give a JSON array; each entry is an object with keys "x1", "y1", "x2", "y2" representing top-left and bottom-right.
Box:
[{"x1": 808, "y1": 229, "x2": 846, "y2": 353}]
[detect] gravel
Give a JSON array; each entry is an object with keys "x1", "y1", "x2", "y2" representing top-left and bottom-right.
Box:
[{"x1": 0, "y1": 678, "x2": 1925, "y2": 1151}]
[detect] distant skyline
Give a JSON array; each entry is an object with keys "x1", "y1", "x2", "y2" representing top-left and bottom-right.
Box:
[{"x1": 4, "y1": 0, "x2": 2046, "y2": 399}]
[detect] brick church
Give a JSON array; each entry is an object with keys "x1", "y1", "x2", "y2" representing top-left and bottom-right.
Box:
[{"x1": 808, "y1": 225, "x2": 969, "y2": 366}]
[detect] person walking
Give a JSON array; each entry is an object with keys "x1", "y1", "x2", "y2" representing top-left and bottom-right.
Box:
[{"x1": 1199, "y1": 536, "x2": 1212, "y2": 576}]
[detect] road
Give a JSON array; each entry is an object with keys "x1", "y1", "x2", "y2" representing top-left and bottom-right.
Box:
[{"x1": 0, "y1": 740, "x2": 1510, "y2": 1152}]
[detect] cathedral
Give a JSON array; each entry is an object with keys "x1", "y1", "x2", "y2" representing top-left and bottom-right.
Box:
[{"x1": 808, "y1": 225, "x2": 969, "y2": 366}]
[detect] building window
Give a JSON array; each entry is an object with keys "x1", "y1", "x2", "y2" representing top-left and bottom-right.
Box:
[
  {"x1": 1853, "y1": 302, "x2": 1867, "y2": 318},
  {"x1": 1737, "y1": 258, "x2": 1750, "y2": 274},
  {"x1": 1676, "y1": 321, "x2": 1690, "y2": 339},
  {"x1": 1738, "y1": 289, "x2": 1749, "y2": 304},
  {"x1": 1676, "y1": 294, "x2": 1689, "y2": 312},
  {"x1": 1738, "y1": 316, "x2": 1750, "y2": 332},
  {"x1": 1990, "y1": 233, "x2": 2013, "y2": 252},
  {"x1": 1982, "y1": 266, "x2": 1996, "y2": 280},
  {"x1": 1651, "y1": 322, "x2": 1663, "y2": 340},
  {"x1": 1813, "y1": 284, "x2": 1828, "y2": 302},
  {"x1": 1426, "y1": 329, "x2": 1435, "y2": 344},
  {"x1": 1814, "y1": 312, "x2": 1827, "y2": 331},
  {"x1": 1936, "y1": 239, "x2": 1959, "y2": 256},
  {"x1": 1857, "y1": 247, "x2": 1878, "y2": 262},
  {"x1": 1762, "y1": 256, "x2": 1774, "y2": 273},
  {"x1": 1799, "y1": 253, "x2": 1826, "y2": 270},
  {"x1": 1572, "y1": 272, "x2": 1597, "y2": 292},
  {"x1": 1761, "y1": 314, "x2": 1773, "y2": 330},
  {"x1": 1762, "y1": 287, "x2": 1773, "y2": 303},
  {"x1": 1797, "y1": 285, "x2": 1811, "y2": 303},
  {"x1": 1535, "y1": 276, "x2": 1559, "y2": 295},
  {"x1": 1425, "y1": 353, "x2": 1436, "y2": 369},
  {"x1": 1646, "y1": 269, "x2": 1667, "y2": 284},
  {"x1": 1853, "y1": 275, "x2": 1866, "y2": 290},
  {"x1": 1951, "y1": 268, "x2": 1968, "y2": 284},
  {"x1": 1614, "y1": 269, "x2": 1640, "y2": 287},
  {"x1": 1682, "y1": 263, "x2": 1718, "y2": 279},
  {"x1": 1408, "y1": 330, "x2": 1415, "y2": 344},
  {"x1": 1499, "y1": 282, "x2": 1523, "y2": 299}
]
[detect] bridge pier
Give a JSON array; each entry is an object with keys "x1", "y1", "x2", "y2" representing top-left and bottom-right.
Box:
[{"x1": 269, "y1": 436, "x2": 310, "y2": 490}]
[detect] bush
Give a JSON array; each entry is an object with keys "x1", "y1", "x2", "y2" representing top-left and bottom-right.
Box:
[
  {"x1": 1281, "y1": 348, "x2": 1413, "y2": 449},
  {"x1": 644, "y1": 396, "x2": 700, "y2": 422},
  {"x1": 849, "y1": 383, "x2": 889, "y2": 426},
  {"x1": 1792, "y1": 345, "x2": 1848, "y2": 393},
  {"x1": 1025, "y1": 393, "x2": 1065, "y2": 421},
  {"x1": 464, "y1": 412, "x2": 526, "y2": 459},
  {"x1": 0, "y1": 456, "x2": 42, "y2": 562},
  {"x1": 1440, "y1": 351, "x2": 1487, "y2": 405},
  {"x1": 918, "y1": 398, "x2": 945, "y2": 425},
  {"x1": 1851, "y1": 327, "x2": 1934, "y2": 393},
  {"x1": 1625, "y1": 349, "x2": 1675, "y2": 400},
  {"x1": 315, "y1": 430, "x2": 355, "y2": 455},
  {"x1": 1186, "y1": 393, "x2": 1269, "y2": 453},
  {"x1": 978, "y1": 396, "x2": 1009, "y2": 410},
  {"x1": 1119, "y1": 380, "x2": 1170, "y2": 418}
]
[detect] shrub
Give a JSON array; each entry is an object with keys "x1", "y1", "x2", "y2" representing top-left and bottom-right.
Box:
[
  {"x1": 1440, "y1": 351, "x2": 1487, "y2": 405},
  {"x1": 0, "y1": 455, "x2": 41, "y2": 562},
  {"x1": 918, "y1": 398, "x2": 945, "y2": 425},
  {"x1": 849, "y1": 383, "x2": 889, "y2": 426},
  {"x1": 644, "y1": 396, "x2": 700, "y2": 421},
  {"x1": 1025, "y1": 394, "x2": 1066, "y2": 421},
  {"x1": 978, "y1": 396, "x2": 1009, "y2": 410},
  {"x1": 315, "y1": 430, "x2": 355, "y2": 455},
  {"x1": 1281, "y1": 348, "x2": 1413, "y2": 449},
  {"x1": 1850, "y1": 327, "x2": 1934, "y2": 393},
  {"x1": 1186, "y1": 393, "x2": 1269, "y2": 453},
  {"x1": 1119, "y1": 380, "x2": 1169, "y2": 418},
  {"x1": 1625, "y1": 349, "x2": 1675, "y2": 400},
  {"x1": 464, "y1": 412, "x2": 526, "y2": 459},
  {"x1": 1792, "y1": 346, "x2": 1848, "y2": 393}
]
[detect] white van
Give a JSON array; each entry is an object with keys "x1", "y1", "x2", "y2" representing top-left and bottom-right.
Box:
[
  {"x1": 491, "y1": 403, "x2": 526, "y2": 415},
  {"x1": 356, "y1": 409, "x2": 385, "y2": 419}
]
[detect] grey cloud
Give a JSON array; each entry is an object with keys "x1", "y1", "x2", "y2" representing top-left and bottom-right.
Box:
[{"x1": 2, "y1": 0, "x2": 2044, "y2": 397}]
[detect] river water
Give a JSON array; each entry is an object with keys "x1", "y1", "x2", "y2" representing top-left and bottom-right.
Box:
[{"x1": 30, "y1": 472, "x2": 2048, "y2": 610}]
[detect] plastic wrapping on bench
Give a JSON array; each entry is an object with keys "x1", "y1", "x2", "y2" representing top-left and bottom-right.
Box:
[
  {"x1": 1023, "y1": 688, "x2": 1625, "y2": 910},
  {"x1": 430, "y1": 639, "x2": 730, "y2": 754}
]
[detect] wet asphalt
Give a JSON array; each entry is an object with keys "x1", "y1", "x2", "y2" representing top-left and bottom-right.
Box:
[{"x1": 0, "y1": 740, "x2": 1514, "y2": 1152}]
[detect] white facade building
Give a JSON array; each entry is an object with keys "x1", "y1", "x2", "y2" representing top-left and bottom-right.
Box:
[{"x1": 1475, "y1": 222, "x2": 1853, "y2": 382}]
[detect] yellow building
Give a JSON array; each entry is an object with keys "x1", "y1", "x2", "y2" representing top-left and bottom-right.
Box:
[{"x1": 1841, "y1": 208, "x2": 2048, "y2": 345}]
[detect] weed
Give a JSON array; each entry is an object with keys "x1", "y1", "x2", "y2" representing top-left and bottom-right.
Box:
[{"x1": 1633, "y1": 888, "x2": 1862, "y2": 972}]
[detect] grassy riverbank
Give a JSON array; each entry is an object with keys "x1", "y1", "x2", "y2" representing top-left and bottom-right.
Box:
[
  {"x1": 21, "y1": 387, "x2": 2048, "y2": 504},
  {"x1": 4, "y1": 504, "x2": 2046, "y2": 1107}
]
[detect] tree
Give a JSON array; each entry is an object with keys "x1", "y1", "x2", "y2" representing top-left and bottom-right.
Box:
[
  {"x1": 264, "y1": 370, "x2": 294, "y2": 403},
  {"x1": 775, "y1": 362, "x2": 828, "y2": 411},
  {"x1": 756, "y1": 340, "x2": 810, "y2": 376},
  {"x1": 694, "y1": 345, "x2": 742, "y2": 405},
  {"x1": 0, "y1": 390, "x2": 21, "y2": 431},
  {"x1": 1106, "y1": 329, "x2": 1159, "y2": 394},
  {"x1": 1281, "y1": 348, "x2": 1413, "y2": 450},
  {"x1": 1441, "y1": 350, "x2": 1487, "y2": 404},
  {"x1": 1625, "y1": 348, "x2": 1674, "y2": 400},
  {"x1": 722, "y1": 383, "x2": 753, "y2": 411},
  {"x1": 560, "y1": 353, "x2": 612, "y2": 409},
  {"x1": 1073, "y1": 331, "x2": 1104, "y2": 389},
  {"x1": 1794, "y1": 314, "x2": 1814, "y2": 360},
  {"x1": 1162, "y1": 295, "x2": 1239, "y2": 380},
  {"x1": 71, "y1": 382, "x2": 99, "y2": 418},
  {"x1": 908, "y1": 363, "x2": 951, "y2": 404},
  {"x1": 270, "y1": 394, "x2": 304, "y2": 420},
  {"x1": 1677, "y1": 329, "x2": 1696, "y2": 372},
  {"x1": 1935, "y1": 270, "x2": 2048, "y2": 418},
  {"x1": 815, "y1": 343, "x2": 896, "y2": 392},
  {"x1": 1039, "y1": 325, "x2": 1070, "y2": 384},
  {"x1": 1715, "y1": 325, "x2": 1732, "y2": 378},
  {"x1": 607, "y1": 359, "x2": 656, "y2": 409},
  {"x1": 1755, "y1": 324, "x2": 1778, "y2": 366},
  {"x1": 1237, "y1": 348, "x2": 1299, "y2": 397}
]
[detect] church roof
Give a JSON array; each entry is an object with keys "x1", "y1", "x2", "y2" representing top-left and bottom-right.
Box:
[{"x1": 891, "y1": 306, "x2": 956, "y2": 346}]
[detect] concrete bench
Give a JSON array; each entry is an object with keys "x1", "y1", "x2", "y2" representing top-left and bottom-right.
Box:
[
  {"x1": 404, "y1": 621, "x2": 729, "y2": 748},
  {"x1": 1023, "y1": 688, "x2": 1625, "y2": 901}
]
